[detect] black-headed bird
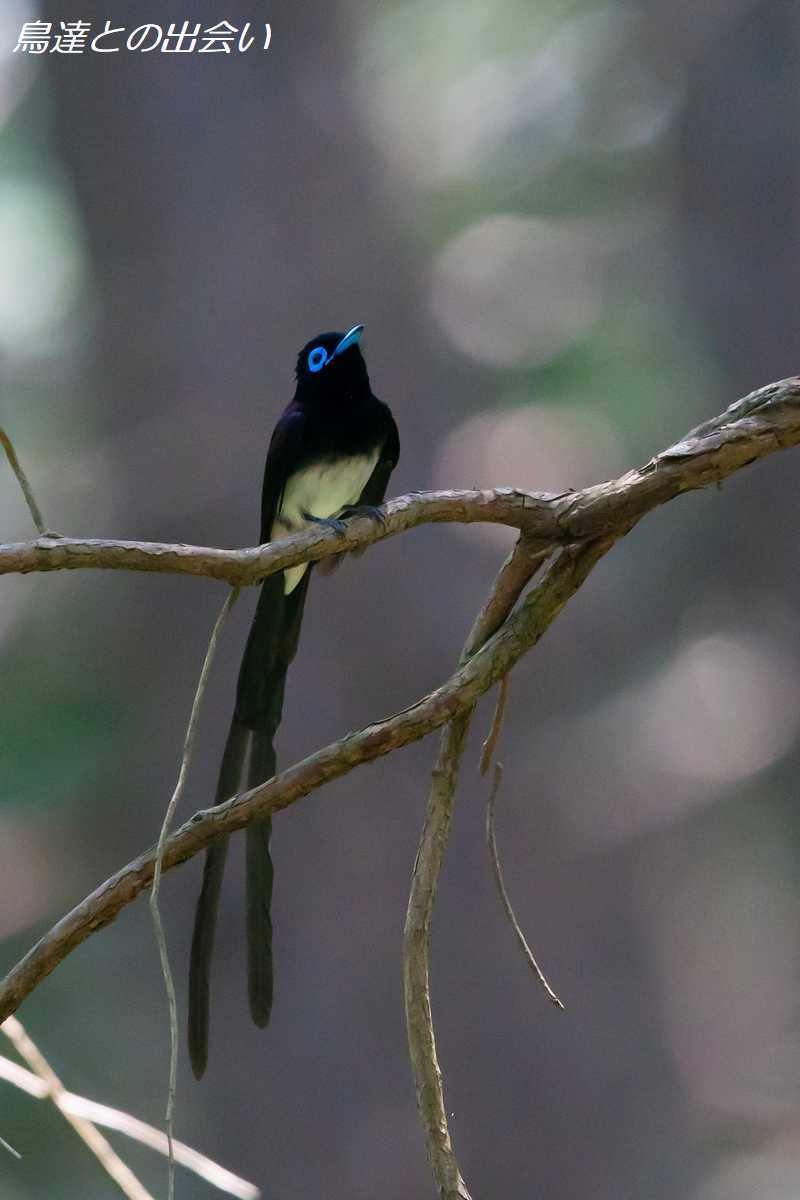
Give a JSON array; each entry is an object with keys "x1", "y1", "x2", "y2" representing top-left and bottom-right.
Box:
[{"x1": 188, "y1": 325, "x2": 400, "y2": 1077}]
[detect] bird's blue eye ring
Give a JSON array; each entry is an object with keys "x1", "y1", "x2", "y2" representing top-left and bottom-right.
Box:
[{"x1": 308, "y1": 347, "x2": 327, "y2": 373}]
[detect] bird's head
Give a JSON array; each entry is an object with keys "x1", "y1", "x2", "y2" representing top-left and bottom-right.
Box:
[{"x1": 294, "y1": 325, "x2": 369, "y2": 396}]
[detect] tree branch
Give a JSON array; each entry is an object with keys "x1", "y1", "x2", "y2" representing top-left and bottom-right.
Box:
[
  {"x1": 406, "y1": 716, "x2": 474, "y2": 1200},
  {"x1": 0, "y1": 427, "x2": 49, "y2": 537},
  {"x1": 2, "y1": 1016, "x2": 153, "y2": 1200},
  {"x1": 0, "y1": 1047, "x2": 259, "y2": 1197},
  {"x1": 404, "y1": 537, "x2": 548, "y2": 1200},
  {"x1": 1, "y1": 375, "x2": 797, "y2": 583},
  {"x1": 486, "y1": 763, "x2": 563, "y2": 1009}
]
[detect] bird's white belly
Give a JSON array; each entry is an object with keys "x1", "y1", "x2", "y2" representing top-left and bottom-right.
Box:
[{"x1": 273, "y1": 451, "x2": 378, "y2": 593}]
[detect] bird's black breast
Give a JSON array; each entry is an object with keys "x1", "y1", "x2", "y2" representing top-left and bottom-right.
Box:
[{"x1": 294, "y1": 391, "x2": 394, "y2": 468}]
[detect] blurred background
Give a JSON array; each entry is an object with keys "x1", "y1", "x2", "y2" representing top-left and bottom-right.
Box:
[{"x1": 1, "y1": 1, "x2": 799, "y2": 1197}]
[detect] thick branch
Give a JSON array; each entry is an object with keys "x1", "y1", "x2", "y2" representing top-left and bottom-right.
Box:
[
  {"x1": 1, "y1": 376, "x2": 798, "y2": 583},
  {"x1": 0, "y1": 490, "x2": 547, "y2": 581}
]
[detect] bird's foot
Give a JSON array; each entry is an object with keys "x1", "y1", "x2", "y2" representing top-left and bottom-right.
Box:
[
  {"x1": 301, "y1": 510, "x2": 348, "y2": 536},
  {"x1": 338, "y1": 503, "x2": 386, "y2": 527}
]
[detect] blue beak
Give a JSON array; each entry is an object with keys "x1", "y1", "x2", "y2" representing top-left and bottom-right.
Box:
[{"x1": 330, "y1": 324, "x2": 364, "y2": 362}]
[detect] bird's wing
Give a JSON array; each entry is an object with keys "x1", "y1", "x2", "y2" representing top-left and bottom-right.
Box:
[
  {"x1": 259, "y1": 407, "x2": 307, "y2": 543},
  {"x1": 357, "y1": 405, "x2": 400, "y2": 508}
]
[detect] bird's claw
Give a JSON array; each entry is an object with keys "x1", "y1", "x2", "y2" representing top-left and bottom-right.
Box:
[
  {"x1": 302, "y1": 511, "x2": 348, "y2": 536},
  {"x1": 338, "y1": 504, "x2": 386, "y2": 527}
]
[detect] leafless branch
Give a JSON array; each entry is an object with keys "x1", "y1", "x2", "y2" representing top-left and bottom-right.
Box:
[
  {"x1": 479, "y1": 673, "x2": 511, "y2": 776},
  {"x1": 0, "y1": 1049, "x2": 259, "y2": 1197},
  {"x1": 0, "y1": 1131, "x2": 20, "y2": 1159},
  {"x1": 1, "y1": 1016, "x2": 153, "y2": 1200},
  {"x1": 404, "y1": 537, "x2": 548, "y2": 1200},
  {"x1": 406, "y1": 716, "x2": 475, "y2": 1200},
  {"x1": 0, "y1": 376, "x2": 797, "y2": 584},
  {"x1": 0, "y1": 426, "x2": 50, "y2": 537},
  {"x1": 486, "y1": 764, "x2": 563, "y2": 1009}
]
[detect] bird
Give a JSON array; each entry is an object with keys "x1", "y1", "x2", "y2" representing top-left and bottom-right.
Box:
[{"x1": 188, "y1": 324, "x2": 400, "y2": 1078}]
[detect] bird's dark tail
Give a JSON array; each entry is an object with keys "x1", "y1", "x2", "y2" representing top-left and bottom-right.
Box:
[
  {"x1": 246, "y1": 728, "x2": 276, "y2": 1026},
  {"x1": 188, "y1": 717, "x2": 249, "y2": 1078},
  {"x1": 188, "y1": 570, "x2": 311, "y2": 1078},
  {"x1": 240, "y1": 571, "x2": 310, "y2": 1028}
]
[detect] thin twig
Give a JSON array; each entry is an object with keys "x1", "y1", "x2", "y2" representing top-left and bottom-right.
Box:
[
  {"x1": 0, "y1": 1132, "x2": 20, "y2": 1159},
  {"x1": 0, "y1": 427, "x2": 49, "y2": 536},
  {"x1": 1, "y1": 1016, "x2": 153, "y2": 1200},
  {"x1": 149, "y1": 586, "x2": 239, "y2": 1200},
  {"x1": 479, "y1": 672, "x2": 510, "y2": 775},
  {"x1": 486, "y1": 764, "x2": 563, "y2": 1009},
  {"x1": 0, "y1": 1052, "x2": 259, "y2": 1197}
]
